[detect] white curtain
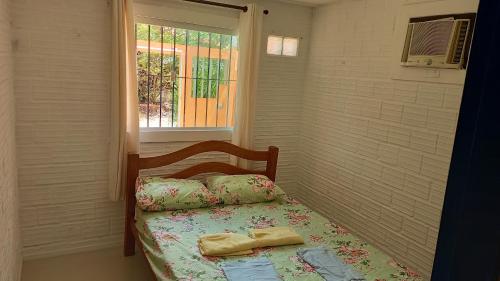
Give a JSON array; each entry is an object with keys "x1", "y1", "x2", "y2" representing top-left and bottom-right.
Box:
[
  {"x1": 109, "y1": 0, "x2": 139, "y2": 201},
  {"x1": 231, "y1": 3, "x2": 263, "y2": 168}
]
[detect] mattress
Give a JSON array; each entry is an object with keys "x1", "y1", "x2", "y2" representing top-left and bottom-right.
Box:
[{"x1": 135, "y1": 195, "x2": 422, "y2": 281}]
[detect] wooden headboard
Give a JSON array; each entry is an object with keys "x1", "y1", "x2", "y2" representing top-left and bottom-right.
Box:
[{"x1": 124, "y1": 140, "x2": 279, "y2": 256}]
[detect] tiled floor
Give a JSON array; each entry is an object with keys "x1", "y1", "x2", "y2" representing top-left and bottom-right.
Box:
[{"x1": 21, "y1": 247, "x2": 155, "y2": 281}]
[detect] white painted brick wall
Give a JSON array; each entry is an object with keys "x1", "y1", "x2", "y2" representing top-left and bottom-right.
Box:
[
  {"x1": 13, "y1": 0, "x2": 312, "y2": 260},
  {"x1": 0, "y1": 0, "x2": 22, "y2": 279},
  {"x1": 251, "y1": 1, "x2": 311, "y2": 194},
  {"x1": 297, "y1": 0, "x2": 468, "y2": 278},
  {"x1": 12, "y1": 0, "x2": 122, "y2": 260}
]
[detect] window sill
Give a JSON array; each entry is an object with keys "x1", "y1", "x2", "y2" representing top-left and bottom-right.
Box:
[{"x1": 140, "y1": 128, "x2": 233, "y2": 143}]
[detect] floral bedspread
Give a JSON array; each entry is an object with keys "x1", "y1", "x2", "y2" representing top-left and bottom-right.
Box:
[{"x1": 136, "y1": 195, "x2": 422, "y2": 281}]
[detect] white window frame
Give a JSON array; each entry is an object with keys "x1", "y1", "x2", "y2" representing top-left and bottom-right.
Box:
[
  {"x1": 140, "y1": 127, "x2": 233, "y2": 143},
  {"x1": 134, "y1": 3, "x2": 239, "y2": 143}
]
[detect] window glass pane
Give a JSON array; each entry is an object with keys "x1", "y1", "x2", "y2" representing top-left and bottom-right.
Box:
[
  {"x1": 210, "y1": 34, "x2": 221, "y2": 82},
  {"x1": 283, "y1": 37, "x2": 299, "y2": 57},
  {"x1": 230, "y1": 35, "x2": 238, "y2": 81},
  {"x1": 219, "y1": 34, "x2": 232, "y2": 82},
  {"x1": 226, "y1": 81, "x2": 237, "y2": 127},
  {"x1": 174, "y1": 29, "x2": 186, "y2": 77},
  {"x1": 174, "y1": 29, "x2": 187, "y2": 127},
  {"x1": 192, "y1": 75, "x2": 206, "y2": 127},
  {"x1": 189, "y1": 31, "x2": 200, "y2": 79},
  {"x1": 192, "y1": 57, "x2": 220, "y2": 98},
  {"x1": 232, "y1": 35, "x2": 239, "y2": 50},
  {"x1": 184, "y1": 78, "x2": 195, "y2": 127},
  {"x1": 137, "y1": 23, "x2": 238, "y2": 128},
  {"x1": 148, "y1": 25, "x2": 162, "y2": 128},
  {"x1": 136, "y1": 23, "x2": 149, "y2": 41},
  {"x1": 136, "y1": 24, "x2": 149, "y2": 128},
  {"x1": 162, "y1": 27, "x2": 176, "y2": 127},
  {"x1": 172, "y1": 77, "x2": 180, "y2": 127},
  {"x1": 199, "y1": 31, "x2": 210, "y2": 48},
  {"x1": 267, "y1": 35, "x2": 283, "y2": 55}
]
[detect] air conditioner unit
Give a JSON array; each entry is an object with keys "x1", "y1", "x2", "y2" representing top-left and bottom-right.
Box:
[{"x1": 401, "y1": 17, "x2": 472, "y2": 69}]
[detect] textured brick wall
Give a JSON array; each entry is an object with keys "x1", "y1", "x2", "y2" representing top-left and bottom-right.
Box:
[
  {"x1": 296, "y1": 0, "x2": 468, "y2": 278},
  {"x1": 13, "y1": 0, "x2": 311, "y2": 260},
  {"x1": 251, "y1": 0, "x2": 311, "y2": 194},
  {"x1": 0, "y1": 0, "x2": 22, "y2": 279},
  {"x1": 12, "y1": 0, "x2": 122, "y2": 259}
]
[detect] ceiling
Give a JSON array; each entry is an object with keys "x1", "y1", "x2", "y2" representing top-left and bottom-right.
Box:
[{"x1": 277, "y1": 0, "x2": 335, "y2": 6}]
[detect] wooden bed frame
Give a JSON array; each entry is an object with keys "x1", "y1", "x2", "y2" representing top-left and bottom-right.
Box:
[{"x1": 124, "y1": 141, "x2": 279, "y2": 262}]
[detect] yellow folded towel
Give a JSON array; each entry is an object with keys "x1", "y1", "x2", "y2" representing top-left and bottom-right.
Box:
[
  {"x1": 198, "y1": 233, "x2": 256, "y2": 256},
  {"x1": 198, "y1": 227, "x2": 304, "y2": 256},
  {"x1": 249, "y1": 227, "x2": 304, "y2": 248}
]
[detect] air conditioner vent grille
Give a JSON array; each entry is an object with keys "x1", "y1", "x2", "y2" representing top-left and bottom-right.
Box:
[
  {"x1": 409, "y1": 21, "x2": 454, "y2": 56},
  {"x1": 452, "y1": 21, "x2": 470, "y2": 64},
  {"x1": 401, "y1": 13, "x2": 476, "y2": 69}
]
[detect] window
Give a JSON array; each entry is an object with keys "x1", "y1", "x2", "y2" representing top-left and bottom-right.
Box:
[
  {"x1": 266, "y1": 35, "x2": 283, "y2": 55},
  {"x1": 266, "y1": 35, "x2": 299, "y2": 57},
  {"x1": 136, "y1": 23, "x2": 239, "y2": 128},
  {"x1": 282, "y1": 37, "x2": 299, "y2": 57}
]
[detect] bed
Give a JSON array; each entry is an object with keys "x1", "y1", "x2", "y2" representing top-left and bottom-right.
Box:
[{"x1": 124, "y1": 141, "x2": 422, "y2": 281}]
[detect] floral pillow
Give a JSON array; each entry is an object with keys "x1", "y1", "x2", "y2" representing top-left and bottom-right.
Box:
[
  {"x1": 136, "y1": 177, "x2": 219, "y2": 212},
  {"x1": 206, "y1": 174, "x2": 285, "y2": 205}
]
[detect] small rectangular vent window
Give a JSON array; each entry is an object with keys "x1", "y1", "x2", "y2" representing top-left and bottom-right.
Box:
[
  {"x1": 283, "y1": 37, "x2": 299, "y2": 56},
  {"x1": 266, "y1": 35, "x2": 299, "y2": 57},
  {"x1": 267, "y1": 35, "x2": 283, "y2": 55}
]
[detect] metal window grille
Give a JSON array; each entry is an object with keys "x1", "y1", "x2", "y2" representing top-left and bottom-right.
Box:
[{"x1": 136, "y1": 23, "x2": 239, "y2": 128}]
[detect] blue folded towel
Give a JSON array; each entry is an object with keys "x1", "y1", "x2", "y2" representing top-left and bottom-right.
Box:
[
  {"x1": 222, "y1": 258, "x2": 281, "y2": 281},
  {"x1": 297, "y1": 247, "x2": 365, "y2": 281}
]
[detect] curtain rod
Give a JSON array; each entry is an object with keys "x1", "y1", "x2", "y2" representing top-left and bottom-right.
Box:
[{"x1": 182, "y1": 0, "x2": 269, "y2": 14}]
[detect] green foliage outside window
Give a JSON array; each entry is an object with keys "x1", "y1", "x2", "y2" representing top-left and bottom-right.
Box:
[
  {"x1": 135, "y1": 23, "x2": 237, "y2": 49},
  {"x1": 137, "y1": 51, "x2": 180, "y2": 103},
  {"x1": 191, "y1": 57, "x2": 229, "y2": 99},
  {"x1": 135, "y1": 23, "x2": 238, "y2": 125}
]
